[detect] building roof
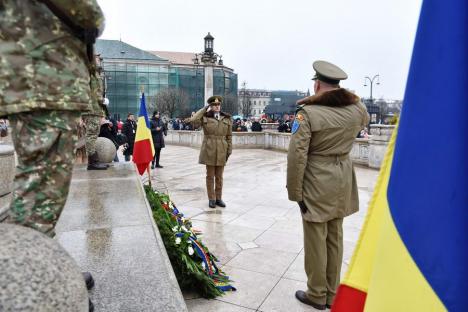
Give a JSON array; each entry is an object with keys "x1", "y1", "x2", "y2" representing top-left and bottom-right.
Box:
[
  {"x1": 148, "y1": 51, "x2": 197, "y2": 65},
  {"x1": 96, "y1": 39, "x2": 168, "y2": 62}
]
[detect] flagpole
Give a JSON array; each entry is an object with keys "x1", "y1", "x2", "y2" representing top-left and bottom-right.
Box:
[{"x1": 147, "y1": 164, "x2": 152, "y2": 187}]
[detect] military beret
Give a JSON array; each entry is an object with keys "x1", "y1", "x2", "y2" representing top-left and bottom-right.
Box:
[
  {"x1": 207, "y1": 95, "x2": 223, "y2": 105},
  {"x1": 312, "y1": 60, "x2": 348, "y2": 85}
]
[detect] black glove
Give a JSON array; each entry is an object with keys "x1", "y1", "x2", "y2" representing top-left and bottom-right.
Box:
[{"x1": 298, "y1": 201, "x2": 308, "y2": 214}]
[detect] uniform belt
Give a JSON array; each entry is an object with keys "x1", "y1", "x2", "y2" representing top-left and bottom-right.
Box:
[
  {"x1": 309, "y1": 153, "x2": 349, "y2": 164},
  {"x1": 204, "y1": 134, "x2": 225, "y2": 138}
]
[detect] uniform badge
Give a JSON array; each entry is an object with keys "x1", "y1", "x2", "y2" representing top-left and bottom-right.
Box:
[
  {"x1": 292, "y1": 120, "x2": 300, "y2": 134},
  {"x1": 296, "y1": 114, "x2": 304, "y2": 121}
]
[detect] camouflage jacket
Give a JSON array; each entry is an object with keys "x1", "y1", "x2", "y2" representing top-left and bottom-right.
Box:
[
  {"x1": 83, "y1": 62, "x2": 105, "y2": 117},
  {"x1": 0, "y1": 0, "x2": 104, "y2": 117}
]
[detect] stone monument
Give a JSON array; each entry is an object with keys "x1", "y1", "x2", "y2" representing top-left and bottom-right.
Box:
[{"x1": 0, "y1": 224, "x2": 88, "y2": 311}]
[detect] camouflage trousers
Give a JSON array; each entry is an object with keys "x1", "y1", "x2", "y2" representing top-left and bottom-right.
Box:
[
  {"x1": 5, "y1": 110, "x2": 80, "y2": 237},
  {"x1": 82, "y1": 114, "x2": 100, "y2": 155}
]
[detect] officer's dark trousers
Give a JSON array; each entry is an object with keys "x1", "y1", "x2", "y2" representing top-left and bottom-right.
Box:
[
  {"x1": 152, "y1": 148, "x2": 161, "y2": 166},
  {"x1": 206, "y1": 165, "x2": 224, "y2": 200},
  {"x1": 303, "y1": 218, "x2": 343, "y2": 306}
]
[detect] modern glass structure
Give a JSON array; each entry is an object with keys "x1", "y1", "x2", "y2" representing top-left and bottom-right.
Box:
[{"x1": 96, "y1": 39, "x2": 238, "y2": 120}]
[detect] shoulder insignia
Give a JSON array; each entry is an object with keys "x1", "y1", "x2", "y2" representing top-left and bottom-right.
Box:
[
  {"x1": 291, "y1": 120, "x2": 300, "y2": 134},
  {"x1": 295, "y1": 104, "x2": 305, "y2": 113},
  {"x1": 296, "y1": 114, "x2": 304, "y2": 122}
]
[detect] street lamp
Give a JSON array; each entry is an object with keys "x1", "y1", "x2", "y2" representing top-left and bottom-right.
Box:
[
  {"x1": 364, "y1": 74, "x2": 381, "y2": 123},
  {"x1": 363, "y1": 74, "x2": 380, "y2": 102}
]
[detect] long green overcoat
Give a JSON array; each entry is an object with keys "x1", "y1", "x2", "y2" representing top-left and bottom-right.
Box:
[
  {"x1": 189, "y1": 106, "x2": 233, "y2": 166},
  {"x1": 287, "y1": 88, "x2": 369, "y2": 222}
]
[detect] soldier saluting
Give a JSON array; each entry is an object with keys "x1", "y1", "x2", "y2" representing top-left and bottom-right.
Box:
[
  {"x1": 187, "y1": 95, "x2": 233, "y2": 208},
  {"x1": 287, "y1": 61, "x2": 369, "y2": 310}
]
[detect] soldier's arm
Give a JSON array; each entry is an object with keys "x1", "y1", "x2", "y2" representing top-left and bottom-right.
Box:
[
  {"x1": 287, "y1": 110, "x2": 312, "y2": 202},
  {"x1": 226, "y1": 119, "x2": 233, "y2": 158},
  {"x1": 186, "y1": 106, "x2": 207, "y2": 129}
]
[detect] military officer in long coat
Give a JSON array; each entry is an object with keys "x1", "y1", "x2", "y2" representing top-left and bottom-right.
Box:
[
  {"x1": 187, "y1": 95, "x2": 233, "y2": 208},
  {"x1": 287, "y1": 61, "x2": 369, "y2": 310}
]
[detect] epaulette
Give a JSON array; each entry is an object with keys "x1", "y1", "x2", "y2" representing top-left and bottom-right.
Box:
[{"x1": 295, "y1": 104, "x2": 305, "y2": 114}]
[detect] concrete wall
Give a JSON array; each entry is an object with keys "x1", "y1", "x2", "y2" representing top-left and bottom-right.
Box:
[{"x1": 166, "y1": 124, "x2": 396, "y2": 169}]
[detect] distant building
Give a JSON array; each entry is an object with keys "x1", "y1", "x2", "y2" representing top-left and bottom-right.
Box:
[
  {"x1": 363, "y1": 98, "x2": 402, "y2": 124},
  {"x1": 238, "y1": 89, "x2": 272, "y2": 117},
  {"x1": 265, "y1": 90, "x2": 308, "y2": 119},
  {"x1": 238, "y1": 89, "x2": 307, "y2": 118},
  {"x1": 96, "y1": 35, "x2": 238, "y2": 119}
]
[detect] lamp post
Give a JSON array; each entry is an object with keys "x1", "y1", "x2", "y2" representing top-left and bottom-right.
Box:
[
  {"x1": 193, "y1": 33, "x2": 224, "y2": 104},
  {"x1": 364, "y1": 74, "x2": 381, "y2": 123}
]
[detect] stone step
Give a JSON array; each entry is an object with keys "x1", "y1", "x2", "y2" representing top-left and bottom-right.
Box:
[{"x1": 55, "y1": 163, "x2": 187, "y2": 312}]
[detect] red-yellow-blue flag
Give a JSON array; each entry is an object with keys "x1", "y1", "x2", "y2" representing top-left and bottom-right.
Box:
[
  {"x1": 332, "y1": 0, "x2": 467, "y2": 311},
  {"x1": 132, "y1": 92, "x2": 155, "y2": 175}
]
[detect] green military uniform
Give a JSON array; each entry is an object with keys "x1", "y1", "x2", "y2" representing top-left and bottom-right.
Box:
[
  {"x1": 287, "y1": 61, "x2": 369, "y2": 308},
  {"x1": 0, "y1": 0, "x2": 104, "y2": 237},
  {"x1": 82, "y1": 56, "x2": 108, "y2": 170},
  {"x1": 188, "y1": 96, "x2": 233, "y2": 207}
]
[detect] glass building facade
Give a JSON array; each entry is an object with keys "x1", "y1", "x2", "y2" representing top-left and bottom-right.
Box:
[{"x1": 96, "y1": 39, "x2": 238, "y2": 120}]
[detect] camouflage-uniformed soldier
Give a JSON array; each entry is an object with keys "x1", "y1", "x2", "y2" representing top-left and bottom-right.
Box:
[
  {"x1": 287, "y1": 61, "x2": 369, "y2": 310},
  {"x1": 82, "y1": 54, "x2": 108, "y2": 170},
  {"x1": 187, "y1": 96, "x2": 233, "y2": 208},
  {"x1": 0, "y1": 0, "x2": 104, "y2": 237}
]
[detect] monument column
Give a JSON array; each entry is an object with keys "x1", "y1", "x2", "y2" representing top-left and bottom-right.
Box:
[{"x1": 204, "y1": 66, "x2": 214, "y2": 104}]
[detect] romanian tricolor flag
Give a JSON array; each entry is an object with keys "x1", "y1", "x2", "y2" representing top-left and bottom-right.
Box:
[
  {"x1": 332, "y1": 1, "x2": 467, "y2": 311},
  {"x1": 132, "y1": 92, "x2": 155, "y2": 175}
]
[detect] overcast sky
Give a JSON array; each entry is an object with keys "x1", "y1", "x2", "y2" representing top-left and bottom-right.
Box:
[{"x1": 97, "y1": 0, "x2": 422, "y2": 100}]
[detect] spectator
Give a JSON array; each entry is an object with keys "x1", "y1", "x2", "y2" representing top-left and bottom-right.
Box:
[
  {"x1": 251, "y1": 118, "x2": 263, "y2": 132},
  {"x1": 0, "y1": 118, "x2": 8, "y2": 139},
  {"x1": 278, "y1": 114, "x2": 291, "y2": 133},
  {"x1": 122, "y1": 113, "x2": 137, "y2": 161},
  {"x1": 99, "y1": 119, "x2": 120, "y2": 162},
  {"x1": 117, "y1": 118, "x2": 123, "y2": 133},
  {"x1": 245, "y1": 119, "x2": 252, "y2": 132},
  {"x1": 150, "y1": 111, "x2": 167, "y2": 169}
]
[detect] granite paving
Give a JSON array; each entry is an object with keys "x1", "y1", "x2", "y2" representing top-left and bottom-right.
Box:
[{"x1": 150, "y1": 145, "x2": 379, "y2": 312}]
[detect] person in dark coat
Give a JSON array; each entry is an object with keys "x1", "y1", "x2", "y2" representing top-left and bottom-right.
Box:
[
  {"x1": 99, "y1": 119, "x2": 120, "y2": 162},
  {"x1": 122, "y1": 113, "x2": 137, "y2": 161},
  {"x1": 251, "y1": 118, "x2": 263, "y2": 132},
  {"x1": 150, "y1": 111, "x2": 167, "y2": 169}
]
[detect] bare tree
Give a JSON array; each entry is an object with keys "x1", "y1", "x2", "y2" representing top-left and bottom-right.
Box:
[
  {"x1": 239, "y1": 81, "x2": 252, "y2": 117},
  {"x1": 153, "y1": 88, "x2": 189, "y2": 118},
  {"x1": 223, "y1": 94, "x2": 238, "y2": 115}
]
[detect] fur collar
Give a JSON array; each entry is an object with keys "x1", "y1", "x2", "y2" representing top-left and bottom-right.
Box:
[
  {"x1": 297, "y1": 88, "x2": 359, "y2": 107},
  {"x1": 205, "y1": 111, "x2": 231, "y2": 118}
]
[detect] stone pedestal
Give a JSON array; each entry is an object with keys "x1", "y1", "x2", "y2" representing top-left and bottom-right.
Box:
[
  {"x1": 0, "y1": 144, "x2": 15, "y2": 221},
  {"x1": 0, "y1": 224, "x2": 88, "y2": 311},
  {"x1": 368, "y1": 125, "x2": 396, "y2": 169}
]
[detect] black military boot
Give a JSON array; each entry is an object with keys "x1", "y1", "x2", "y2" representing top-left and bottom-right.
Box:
[
  {"x1": 87, "y1": 152, "x2": 107, "y2": 170},
  {"x1": 89, "y1": 299, "x2": 94, "y2": 312},
  {"x1": 82, "y1": 271, "x2": 95, "y2": 290},
  {"x1": 208, "y1": 200, "x2": 216, "y2": 208},
  {"x1": 295, "y1": 290, "x2": 326, "y2": 310},
  {"x1": 215, "y1": 199, "x2": 226, "y2": 207}
]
